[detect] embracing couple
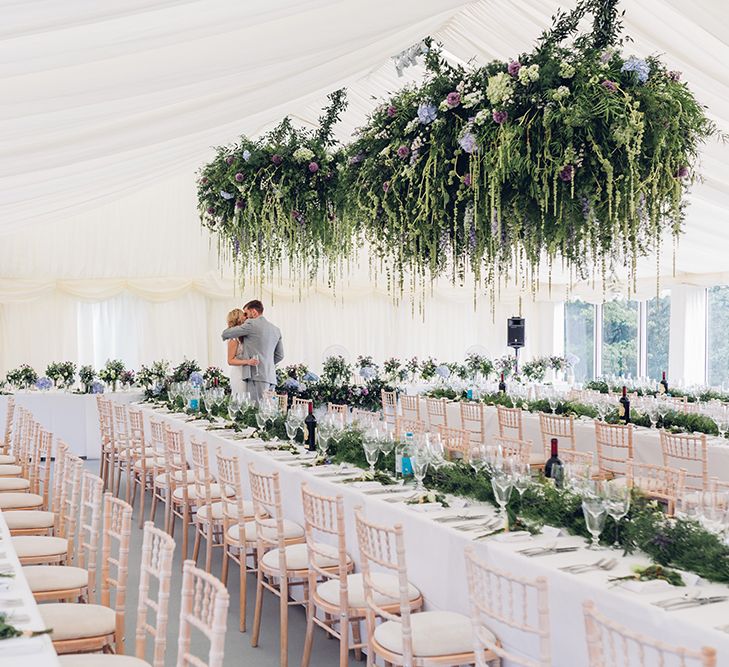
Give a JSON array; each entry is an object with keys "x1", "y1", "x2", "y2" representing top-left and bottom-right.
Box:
[{"x1": 223, "y1": 299, "x2": 283, "y2": 404}]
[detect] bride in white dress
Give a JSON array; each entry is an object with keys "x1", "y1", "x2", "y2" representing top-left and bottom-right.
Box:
[{"x1": 225, "y1": 308, "x2": 257, "y2": 396}]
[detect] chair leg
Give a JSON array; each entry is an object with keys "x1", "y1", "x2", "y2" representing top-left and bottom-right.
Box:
[
  {"x1": 339, "y1": 612, "x2": 350, "y2": 667},
  {"x1": 221, "y1": 544, "x2": 230, "y2": 587},
  {"x1": 137, "y1": 479, "x2": 146, "y2": 529},
  {"x1": 251, "y1": 569, "x2": 264, "y2": 647},
  {"x1": 181, "y1": 504, "x2": 189, "y2": 562},
  {"x1": 301, "y1": 597, "x2": 315, "y2": 667},
  {"x1": 150, "y1": 487, "x2": 158, "y2": 523},
  {"x1": 192, "y1": 526, "x2": 202, "y2": 564},
  {"x1": 352, "y1": 619, "x2": 363, "y2": 661},
  {"x1": 239, "y1": 551, "x2": 247, "y2": 633},
  {"x1": 280, "y1": 577, "x2": 289, "y2": 667},
  {"x1": 204, "y1": 522, "x2": 213, "y2": 573}
]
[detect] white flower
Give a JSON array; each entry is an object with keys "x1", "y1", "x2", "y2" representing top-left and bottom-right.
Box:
[
  {"x1": 518, "y1": 63, "x2": 540, "y2": 84},
  {"x1": 552, "y1": 85, "x2": 570, "y2": 102},
  {"x1": 438, "y1": 100, "x2": 450, "y2": 111},
  {"x1": 559, "y1": 62, "x2": 576, "y2": 79},
  {"x1": 404, "y1": 119, "x2": 419, "y2": 134},
  {"x1": 486, "y1": 72, "x2": 514, "y2": 106},
  {"x1": 462, "y1": 91, "x2": 484, "y2": 108},
  {"x1": 474, "y1": 109, "x2": 490, "y2": 125},
  {"x1": 293, "y1": 147, "x2": 315, "y2": 162}
]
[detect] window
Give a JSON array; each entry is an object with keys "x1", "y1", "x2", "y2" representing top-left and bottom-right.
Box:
[
  {"x1": 646, "y1": 293, "x2": 671, "y2": 380},
  {"x1": 564, "y1": 300, "x2": 595, "y2": 382},
  {"x1": 707, "y1": 286, "x2": 729, "y2": 387},
  {"x1": 601, "y1": 300, "x2": 639, "y2": 378}
]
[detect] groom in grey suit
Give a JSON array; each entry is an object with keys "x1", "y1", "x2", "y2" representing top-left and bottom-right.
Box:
[{"x1": 221, "y1": 299, "x2": 284, "y2": 404}]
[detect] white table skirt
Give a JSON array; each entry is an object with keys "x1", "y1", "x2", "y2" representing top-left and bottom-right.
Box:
[
  {"x1": 412, "y1": 397, "x2": 729, "y2": 483},
  {"x1": 0, "y1": 391, "x2": 144, "y2": 459},
  {"x1": 141, "y1": 405, "x2": 729, "y2": 666},
  {"x1": 0, "y1": 512, "x2": 58, "y2": 666}
]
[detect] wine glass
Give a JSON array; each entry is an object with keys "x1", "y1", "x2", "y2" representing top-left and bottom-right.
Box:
[
  {"x1": 512, "y1": 461, "x2": 531, "y2": 500},
  {"x1": 547, "y1": 389, "x2": 558, "y2": 414},
  {"x1": 581, "y1": 496, "x2": 607, "y2": 550},
  {"x1": 227, "y1": 394, "x2": 240, "y2": 424},
  {"x1": 378, "y1": 428, "x2": 396, "y2": 473},
  {"x1": 604, "y1": 482, "x2": 631, "y2": 548},
  {"x1": 363, "y1": 435, "x2": 380, "y2": 474},
  {"x1": 410, "y1": 446, "x2": 430, "y2": 493},
  {"x1": 284, "y1": 411, "x2": 300, "y2": 447},
  {"x1": 491, "y1": 472, "x2": 513, "y2": 526}
]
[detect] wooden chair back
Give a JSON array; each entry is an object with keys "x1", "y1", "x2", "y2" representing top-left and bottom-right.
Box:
[
  {"x1": 275, "y1": 393, "x2": 289, "y2": 414},
  {"x1": 626, "y1": 459, "x2": 686, "y2": 515},
  {"x1": 51, "y1": 441, "x2": 69, "y2": 515},
  {"x1": 465, "y1": 547, "x2": 551, "y2": 666},
  {"x1": 136, "y1": 522, "x2": 175, "y2": 667},
  {"x1": 400, "y1": 394, "x2": 420, "y2": 420},
  {"x1": 497, "y1": 405, "x2": 524, "y2": 440},
  {"x1": 438, "y1": 425, "x2": 471, "y2": 462},
  {"x1": 215, "y1": 450, "x2": 250, "y2": 542},
  {"x1": 2, "y1": 396, "x2": 14, "y2": 454},
  {"x1": 112, "y1": 402, "x2": 131, "y2": 454},
  {"x1": 460, "y1": 401, "x2": 486, "y2": 445},
  {"x1": 292, "y1": 397, "x2": 313, "y2": 411},
  {"x1": 659, "y1": 430, "x2": 708, "y2": 491},
  {"x1": 583, "y1": 600, "x2": 716, "y2": 666},
  {"x1": 327, "y1": 403, "x2": 348, "y2": 418},
  {"x1": 190, "y1": 437, "x2": 216, "y2": 511},
  {"x1": 58, "y1": 455, "x2": 84, "y2": 561},
  {"x1": 425, "y1": 397, "x2": 448, "y2": 428},
  {"x1": 394, "y1": 417, "x2": 427, "y2": 440},
  {"x1": 32, "y1": 429, "x2": 54, "y2": 507},
  {"x1": 247, "y1": 464, "x2": 288, "y2": 557},
  {"x1": 539, "y1": 413, "x2": 575, "y2": 456},
  {"x1": 128, "y1": 407, "x2": 147, "y2": 452},
  {"x1": 78, "y1": 472, "x2": 104, "y2": 603},
  {"x1": 381, "y1": 390, "x2": 398, "y2": 426},
  {"x1": 493, "y1": 435, "x2": 532, "y2": 466},
  {"x1": 177, "y1": 560, "x2": 229, "y2": 667},
  {"x1": 594, "y1": 421, "x2": 633, "y2": 478}
]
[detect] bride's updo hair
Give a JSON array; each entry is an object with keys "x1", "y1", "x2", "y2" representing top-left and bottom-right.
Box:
[{"x1": 227, "y1": 308, "x2": 246, "y2": 328}]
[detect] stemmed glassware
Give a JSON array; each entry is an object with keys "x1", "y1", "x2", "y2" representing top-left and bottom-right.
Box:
[
  {"x1": 547, "y1": 388, "x2": 559, "y2": 414},
  {"x1": 362, "y1": 430, "x2": 380, "y2": 474},
  {"x1": 604, "y1": 482, "x2": 631, "y2": 548},
  {"x1": 410, "y1": 445, "x2": 430, "y2": 493},
  {"x1": 491, "y1": 470, "x2": 514, "y2": 526},
  {"x1": 656, "y1": 400, "x2": 670, "y2": 428},
  {"x1": 285, "y1": 410, "x2": 301, "y2": 447},
  {"x1": 511, "y1": 461, "x2": 531, "y2": 500},
  {"x1": 581, "y1": 488, "x2": 608, "y2": 550},
  {"x1": 228, "y1": 394, "x2": 241, "y2": 423}
]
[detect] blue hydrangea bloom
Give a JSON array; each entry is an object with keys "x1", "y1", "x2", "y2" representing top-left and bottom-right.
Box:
[
  {"x1": 91, "y1": 381, "x2": 105, "y2": 394},
  {"x1": 435, "y1": 364, "x2": 451, "y2": 379},
  {"x1": 359, "y1": 366, "x2": 376, "y2": 380},
  {"x1": 417, "y1": 103, "x2": 437, "y2": 125},
  {"x1": 283, "y1": 378, "x2": 301, "y2": 391},
  {"x1": 303, "y1": 371, "x2": 320, "y2": 383},
  {"x1": 458, "y1": 132, "x2": 478, "y2": 154},
  {"x1": 35, "y1": 376, "x2": 52, "y2": 390},
  {"x1": 621, "y1": 56, "x2": 650, "y2": 84},
  {"x1": 189, "y1": 371, "x2": 204, "y2": 387}
]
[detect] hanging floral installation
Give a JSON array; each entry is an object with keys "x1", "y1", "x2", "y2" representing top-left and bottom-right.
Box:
[{"x1": 198, "y1": 0, "x2": 719, "y2": 296}]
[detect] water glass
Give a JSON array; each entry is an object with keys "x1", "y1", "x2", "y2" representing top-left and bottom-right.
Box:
[
  {"x1": 582, "y1": 497, "x2": 607, "y2": 550},
  {"x1": 604, "y1": 483, "x2": 631, "y2": 547},
  {"x1": 411, "y1": 447, "x2": 430, "y2": 492},
  {"x1": 491, "y1": 472, "x2": 513, "y2": 518},
  {"x1": 363, "y1": 438, "x2": 380, "y2": 474}
]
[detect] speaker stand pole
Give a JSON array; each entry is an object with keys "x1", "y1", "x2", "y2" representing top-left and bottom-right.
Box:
[{"x1": 514, "y1": 347, "x2": 520, "y2": 376}]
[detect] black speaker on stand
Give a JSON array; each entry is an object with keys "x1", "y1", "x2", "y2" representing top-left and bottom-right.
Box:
[{"x1": 507, "y1": 317, "x2": 525, "y2": 374}]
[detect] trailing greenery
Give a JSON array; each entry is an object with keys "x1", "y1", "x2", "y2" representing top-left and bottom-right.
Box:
[{"x1": 585, "y1": 378, "x2": 729, "y2": 404}]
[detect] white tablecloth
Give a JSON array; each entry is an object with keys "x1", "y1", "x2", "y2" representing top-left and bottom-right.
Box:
[
  {"x1": 0, "y1": 512, "x2": 58, "y2": 666},
  {"x1": 142, "y1": 405, "x2": 729, "y2": 666},
  {"x1": 414, "y1": 398, "x2": 729, "y2": 482},
  {"x1": 0, "y1": 391, "x2": 143, "y2": 459}
]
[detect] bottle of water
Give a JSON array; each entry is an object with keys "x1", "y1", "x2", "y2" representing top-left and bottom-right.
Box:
[
  {"x1": 189, "y1": 386, "x2": 200, "y2": 412},
  {"x1": 401, "y1": 432, "x2": 414, "y2": 480}
]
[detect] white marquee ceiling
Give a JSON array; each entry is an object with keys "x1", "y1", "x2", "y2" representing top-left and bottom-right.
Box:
[{"x1": 1, "y1": 0, "x2": 728, "y2": 290}]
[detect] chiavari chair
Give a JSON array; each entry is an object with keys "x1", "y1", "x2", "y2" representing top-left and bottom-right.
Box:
[
  {"x1": 583, "y1": 600, "x2": 716, "y2": 666},
  {"x1": 112, "y1": 401, "x2": 136, "y2": 499},
  {"x1": 460, "y1": 401, "x2": 486, "y2": 446},
  {"x1": 25, "y1": 471, "x2": 104, "y2": 603},
  {"x1": 497, "y1": 405, "x2": 524, "y2": 441},
  {"x1": 354, "y1": 509, "x2": 474, "y2": 666},
  {"x1": 493, "y1": 435, "x2": 535, "y2": 466},
  {"x1": 465, "y1": 547, "x2": 550, "y2": 666},
  {"x1": 394, "y1": 417, "x2": 427, "y2": 440},
  {"x1": 189, "y1": 438, "x2": 235, "y2": 573},
  {"x1": 148, "y1": 417, "x2": 169, "y2": 524},
  {"x1": 351, "y1": 408, "x2": 379, "y2": 428},
  {"x1": 292, "y1": 396, "x2": 313, "y2": 411},
  {"x1": 248, "y1": 464, "x2": 307, "y2": 667},
  {"x1": 162, "y1": 426, "x2": 196, "y2": 560},
  {"x1": 381, "y1": 389, "x2": 398, "y2": 427},
  {"x1": 328, "y1": 402, "x2": 349, "y2": 418},
  {"x1": 538, "y1": 413, "x2": 576, "y2": 456},
  {"x1": 57, "y1": 522, "x2": 176, "y2": 667},
  {"x1": 437, "y1": 425, "x2": 471, "y2": 462},
  {"x1": 216, "y1": 450, "x2": 256, "y2": 632},
  {"x1": 97, "y1": 396, "x2": 116, "y2": 490},
  {"x1": 300, "y1": 485, "x2": 363, "y2": 667},
  {"x1": 400, "y1": 394, "x2": 421, "y2": 421},
  {"x1": 40, "y1": 494, "x2": 133, "y2": 655},
  {"x1": 594, "y1": 421, "x2": 633, "y2": 479},
  {"x1": 623, "y1": 459, "x2": 686, "y2": 515},
  {"x1": 425, "y1": 397, "x2": 449, "y2": 428},
  {"x1": 276, "y1": 393, "x2": 289, "y2": 414},
  {"x1": 128, "y1": 406, "x2": 159, "y2": 526},
  {"x1": 0, "y1": 396, "x2": 16, "y2": 463},
  {"x1": 177, "y1": 560, "x2": 229, "y2": 667},
  {"x1": 14, "y1": 453, "x2": 82, "y2": 566},
  {"x1": 659, "y1": 430, "x2": 709, "y2": 491}
]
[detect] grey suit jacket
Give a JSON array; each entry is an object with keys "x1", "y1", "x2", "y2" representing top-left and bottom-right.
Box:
[{"x1": 221, "y1": 316, "x2": 283, "y2": 385}]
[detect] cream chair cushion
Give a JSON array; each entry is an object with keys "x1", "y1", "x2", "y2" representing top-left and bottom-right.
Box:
[
  {"x1": 317, "y1": 572, "x2": 420, "y2": 609},
  {"x1": 227, "y1": 518, "x2": 303, "y2": 544},
  {"x1": 172, "y1": 483, "x2": 235, "y2": 501},
  {"x1": 40, "y1": 603, "x2": 116, "y2": 641},
  {"x1": 24, "y1": 565, "x2": 89, "y2": 592},
  {"x1": 261, "y1": 542, "x2": 349, "y2": 572},
  {"x1": 133, "y1": 455, "x2": 165, "y2": 472},
  {"x1": 0, "y1": 464, "x2": 23, "y2": 476},
  {"x1": 0, "y1": 477, "x2": 30, "y2": 491},
  {"x1": 0, "y1": 493, "x2": 43, "y2": 509},
  {"x1": 3, "y1": 510, "x2": 55, "y2": 530},
  {"x1": 374, "y1": 610, "x2": 479, "y2": 657},
  {"x1": 154, "y1": 470, "x2": 195, "y2": 486},
  {"x1": 12, "y1": 536, "x2": 68, "y2": 558},
  {"x1": 197, "y1": 499, "x2": 254, "y2": 522},
  {"x1": 0, "y1": 454, "x2": 16, "y2": 465},
  {"x1": 59, "y1": 655, "x2": 150, "y2": 667}
]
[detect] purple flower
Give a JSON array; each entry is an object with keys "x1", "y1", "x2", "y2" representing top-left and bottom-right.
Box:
[
  {"x1": 462, "y1": 173, "x2": 472, "y2": 187},
  {"x1": 359, "y1": 366, "x2": 376, "y2": 380},
  {"x1": 559, "y1": 164, "x2": 575, "y2": 182},
  {"x1": 668, "y1": 70, "x2": 682, "y2": 82},
  {"x1": 601, "y1": 79, "x2": 618, "y2": 92},
  {"x1": 283, "y1": 378, "x2": 301, "y2": 391},
  {"x1": 225, "y1": 156, "x2": 234, "y2": 165},
  {"x1": 676, "y1": 166, "x2": 689, "y2": 178},
  {"x1": 235, "y1": 172, "x2": 244, "y2": 182},
  {"x1": 458, "y1": 132, "x2": 478, "y2": 154},
  {"x1": 91, "y1": 381, "x2": 105, "y2": 395},
  {"x1": 397, "y1": 145, "x2": 410, "y2": 159},
  {"x1": 362, "y1": 388, "x2": 369, "y2": 396},
  {"x1": 417, "y1": 103, "x2": 437, "y2": 125},
  {"x1": 308, "y1": 161, "x2": 319, "y2": 173},
  {"x1": 386, "y1": 105, "x2": 397, "y2": 117},
  {"x1": 445, "y1": 91, "x2": 461, "y2": 108},
  {"x1": 233, "y1": 238, "x2": 240, "y2": 255},
  {"x1": 235, "y1": 199, "x2": 244, "y2": 209},
  {"x1": 271, "y1": 154, "x2": 283, "y2": 166},
  {"x1": 201, "y1": 177, "x2": 209, "y2": 185},
  {"x1": 507, "y1": 60, "x2": 522, "y2": 76},
  {"x1": 492, "y1": 109, "x2": 508, "y2": 124},
  {"x1": 291, "y1": 210, "x2": 305, "y2": 225},
  {"x1": 348, "y1": 153, "x2": 365, "y2": 166},
  {"x1": 382, "y1": 181, "x2": 390, "y2": 193},
  {"x1": 206, "y1": 206, "x2": 214, "y2": 215}
]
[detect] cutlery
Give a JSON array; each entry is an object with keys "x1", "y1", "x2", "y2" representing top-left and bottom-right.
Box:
[
  {"x1": 653, "y1": 595, "x2": 728, "y2": 610},
  {"x1": 560, "y1": 558, "x2": 618, "y2": 574},
  {"x1": 434, "y1": 514, "x2": 489, "y2": 524},
  {"x1": 363, "y1": 487, "x2": 408, "y2": 495}
]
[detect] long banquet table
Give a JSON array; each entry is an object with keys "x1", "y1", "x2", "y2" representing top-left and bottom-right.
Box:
[
  {"x1": 0, "y1": 391, "x2": 143, "y2": 458},
  {"x1": 141, "y1": 403, "x2": 729, "y2": 666},
  {"x1": 413, "y1": 397, "x2": 729, "y2": 482},
  {"x1": 0, "y1": 511, "x2": 58, "y2": 666}
]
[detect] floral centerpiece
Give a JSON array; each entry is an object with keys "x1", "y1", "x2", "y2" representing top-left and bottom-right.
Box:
[
  {"x1": 5, "y1": 364, "x2": 38, "y2": 390},
  {"x1": 119, "y1": 369, "x2": 136, "y2": 389},
  {"x1": 203, "y1": 366, "x2": 230, "y2": 390},
  {"x1": 98, "y1": 359, "x2": 126, "y2": 392},
  {"x1": 321, "y1": 355, "x2": 352, "y2": 386},
  {"x1": 35, "y1": 376, "x2": 53, "y2": 391},
  {"x1": 465, "y1": 353, "x2": 494, "y2": 381},
  {"x1": 170, "y1": 359, "x2": 201, "y2": 384},
  {"x1": 383, "y1": 357, "x2": 407, "y2": 385},
  {"x1": 137, "y1": 360, "x2": 171, "y2": 399},
  {"x1": 78, "y1": 365, "x2": 97, "y2": 394},
  {"x1": 45, "y1": 361, "x2": 77, "y2": 389},
  {"x1": 522, "y1": 357, "x2": 549, "y2": 382}
]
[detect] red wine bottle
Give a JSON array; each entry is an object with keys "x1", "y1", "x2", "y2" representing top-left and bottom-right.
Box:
[
  {"x1": 659, "y1": 371, "x2": 668, "y2": 395},
  {"x1": 544, "y1": 438, "x2": 562, "y2": 481},
  {"x1": 305, "y1": 403, "x2": 317, "y2": 452},
  {"x1": 498, "y1": 372, "x2": 506, "y2": 393},
  {"x1": 618, "y1": 386, "x2": 631, "y2": 424}
]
